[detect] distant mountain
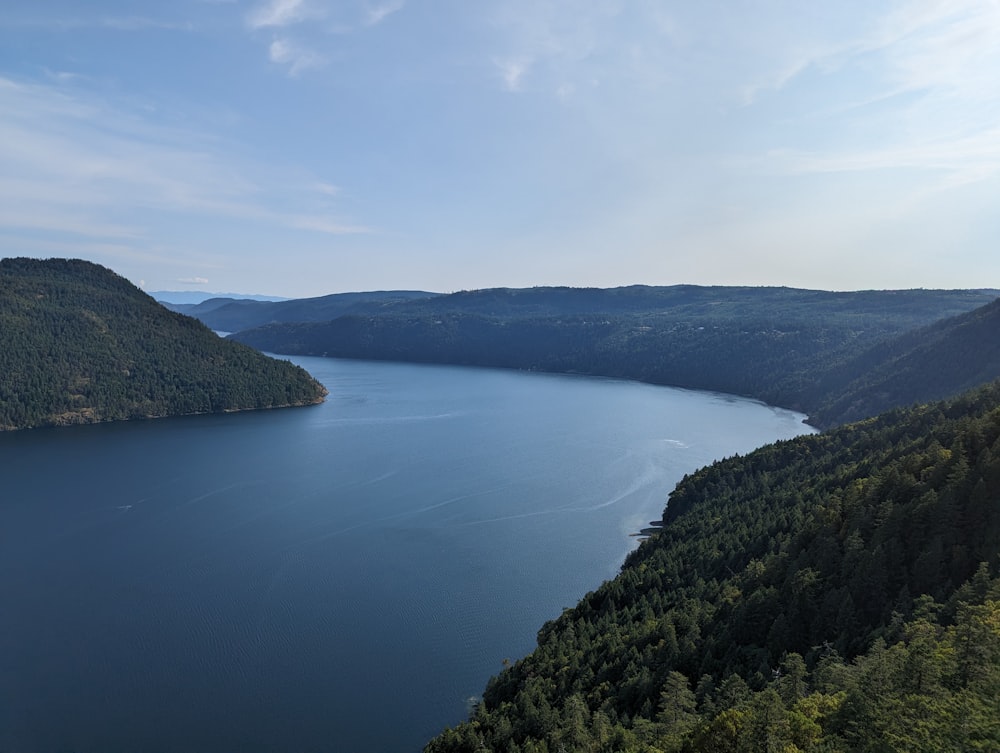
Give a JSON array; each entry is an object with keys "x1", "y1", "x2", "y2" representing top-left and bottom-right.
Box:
[
  {"x1": 188, "y1": 285, "x2": 999, "y2": 331},
  {"x1": 0, "y1": 258, "x2": 327, "y2": 430},
  {"x1": 228, "y1": 285, "x2": 999, "y2": 419},
  {"x1": 807, "y1": 295, "x2": 1000, "y2": 427},
  {"x1": 167, "y1": 289, "x2": 440, "y2": 332},
  {"x1": 151, "y1": 290, "x2": 289, "y2": 305}
]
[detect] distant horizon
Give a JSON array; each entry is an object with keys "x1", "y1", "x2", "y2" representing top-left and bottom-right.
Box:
[
  {"x1": 3, "y1": 2, "x2": 1000, "y2": 296},
  {"x1": 148, "y1": 280, "x2": 1000, "y2": 305}
]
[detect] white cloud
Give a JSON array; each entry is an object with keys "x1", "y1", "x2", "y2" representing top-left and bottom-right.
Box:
[
  {"x1": 495, "y1": 58, "x2": 531, "y2": 91},
  {"x1": 177, "y1": 276, "x2": 210, "y2": 285},
  {"x1": 364, "y1": 1, "x2": 405, "y2": 27},
  {"x1": 247, "y1": 0, "x2": 314, "y2": 29},
  {"x1": 268, "y1": 37, "x2": 326, "y2": 74},
  {"x1": 245, "y1": 0, "x2": 407, "y2": 75},
  {"x1": 314, "y1": 181, "x2": 342, "y2": 196}
]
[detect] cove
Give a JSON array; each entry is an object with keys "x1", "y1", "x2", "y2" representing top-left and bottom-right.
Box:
[{"x1": 0, "y1": 357, "x2": 814, "y2": 752}]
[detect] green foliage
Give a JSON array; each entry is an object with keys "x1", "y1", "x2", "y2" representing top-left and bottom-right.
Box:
[
  {"x1": 425, "y1": 381, "x2": 1000, "y2": 752},
  {"x1": 0, "y1": 257, "x2": 327, "y2": 430}
]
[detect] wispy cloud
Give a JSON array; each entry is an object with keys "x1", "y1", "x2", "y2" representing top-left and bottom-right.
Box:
[
  {"x1": 247, "y1": 0, "x2": 315, "y2": 30},
  {"x1": 495, "y1": 58, "x2": 531, "y2": 92},
  {"x1": 485, "y1": 2, "x2": 686, "y2": 97},
  {"x1": 177, "y1": 276, "x2": 210, "y2": 285},
  {"x1": 268, "y1": 37, "x2": 326, "y2": 75},
  {"x1": 246, "y1": 0, "x2": 327, "y2": 76},
  {"x1": 244, "y1": 0, "x2": 408, "y2": 75},
  {"x1": 0, "y1": 76, "x2": 369, "y2": 259},
  {"x1": 0, "y1": 206, "x2": 141, "y2": 240},
  {"x1": 773, "y1": 126, "x2": 1000, "y2": 200},
  {"x1": 364, "y1": 0, "x2": 404, "y2": 27},
  {"x1": 757, "y1": 2, "x2": 1000, "y2": 191},
  {"x1": 867, "y1": 0, "x2": 1000, "y2": 105},
  {"x1": 314, "y1": 182, "x2": 342, "y2": 197}
]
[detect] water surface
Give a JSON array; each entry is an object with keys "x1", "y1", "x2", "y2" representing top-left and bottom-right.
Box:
[{"x1": 0, "y1": 357, "x2": 813, "y2": 752}]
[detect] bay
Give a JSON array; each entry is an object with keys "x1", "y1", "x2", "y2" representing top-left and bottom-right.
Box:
[{"x1": 0, "y1": 357, "x2": 814, "y2": 752}]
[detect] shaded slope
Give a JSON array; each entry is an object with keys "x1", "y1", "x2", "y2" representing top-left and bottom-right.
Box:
[
  {"x1": 809, "y1": 295, "x2": 1000, "y2": 428},
  {"x1": 0, "y1": 258, "x2": 327, "y2": 430},
  {"x1": 426, "y1": 380, "x2": 1000, "y2": 752},
  {"x1": 230, "y1": 287, "x2": 998, "y2": 415}
]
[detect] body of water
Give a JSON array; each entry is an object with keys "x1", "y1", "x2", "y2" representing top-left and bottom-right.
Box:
[{"x1": 0, "y1": 358, "x2": 813, "y2": 752}]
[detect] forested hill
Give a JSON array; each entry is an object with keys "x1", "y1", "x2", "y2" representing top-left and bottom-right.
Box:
[
  {"x1": 0, "y1": 258, "x2": 327, "y2": 430},
  {"x1": 807, "y1": 296, "x2": 1000, "y2": 428},
  {"x1": 162, "y1": 289, "x2": 438, "y2": 332},
  {"x1": 426, "y1": 380, "x2": 1000, "y2": 753},
  {"x1": 229, "y1": 286, "x2": 998, "y2": 418},
  {"x1": 203, "y1": 285, "x2": 997, "y2": 332}
]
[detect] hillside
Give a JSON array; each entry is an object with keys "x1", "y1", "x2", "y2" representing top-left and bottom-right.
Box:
[
  {"x1": 163, "y1": 289, "x2": 439, "y2": 332},
  {"x1": 0, "y1": 258, "x2": 327, "y2": 430},
  {"x1": 425, "y1": 381, "x2": 1000, "y2": 752},
  {"x1": 808, "y1": 296, "x2": 1000, "y2": 428},
  {"x1": 201, "y1": 285, "x2": 999, "y2": 330},
  {"x1": 229, "y1": 286, "x2": 998, "y2": 417}
]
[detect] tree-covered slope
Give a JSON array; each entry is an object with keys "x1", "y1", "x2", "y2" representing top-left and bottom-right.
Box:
[
  {"x1": 425, "y1": 381, "x2": 1000, "y2": 752},
  {"x1": 0, "y1": 258, "x2": 327, "y2": 430},
  {"x1": 807, "y1": 296, "x2": 1000, "y2": 428},
  {"x1": 230, "y1": 287, "x2": 997, "y2": 416},
  {"x1": 204, "y1": 285, "x2": 999, "y2": 332}
]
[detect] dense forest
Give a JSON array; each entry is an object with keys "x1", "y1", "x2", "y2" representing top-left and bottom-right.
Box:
[
  {"x1": 807, "y1": 296, "x2": 1000, "y2": 428},
  {"x1": 0, "y1": 258, "x2": 327, "y2": 430},
  {"x1": 228, "y1": 286, "x2": 1000, "y2": 426},
  {"x1": 425, "y1": 380, "x2": 1000, "y2": 752}
]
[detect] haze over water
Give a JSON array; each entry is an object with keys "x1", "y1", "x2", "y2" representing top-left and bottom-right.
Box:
[{"x1": 0, "y1": 357, "x2": 813, "y2": 752}]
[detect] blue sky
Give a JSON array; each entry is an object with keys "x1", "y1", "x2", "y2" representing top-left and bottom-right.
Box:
[{"x1": 1, "y1": 1, "x2": 999, "y2": 297}]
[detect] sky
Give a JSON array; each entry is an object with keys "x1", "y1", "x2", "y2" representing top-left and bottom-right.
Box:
[{"x1": 1, "y1": 1, "x2": 999, "y2": 298}]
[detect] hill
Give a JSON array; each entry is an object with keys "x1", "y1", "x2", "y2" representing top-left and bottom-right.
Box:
[
  {"x1": 164, "y1": 289, "x2": 440, "y2": 332},
  {"x1": 228, "y1": 286, "x2": 998, "y2": 417},
  {"x1": 150, "y1": 290, "x2": 289, "y2": 305},
  {"x1": 204, "y1": 285, "x2": 998, "y2": 328},
  {"x1": 425, "y1": 380, "x2": 1000, "y2": 752},
  {"x1": 0, "y1": 258, "x2": 327, "y2": 430},
  {"x1": 807, "y1": 296, "x2": 1000, "y2": 428}
]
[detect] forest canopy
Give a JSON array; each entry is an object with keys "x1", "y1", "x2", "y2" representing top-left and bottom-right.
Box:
[
  {"x1": 425, "y1": 380, "x2": 1000, "y2": 752},
  {"x1": 0, "y1": 257, "x2": 327, "y2": 431}
]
